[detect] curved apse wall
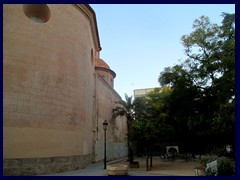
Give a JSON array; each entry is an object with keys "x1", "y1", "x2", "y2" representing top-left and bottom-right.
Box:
[{"x1": 3, "y1": 4, "x2": 97, "y2": 175}]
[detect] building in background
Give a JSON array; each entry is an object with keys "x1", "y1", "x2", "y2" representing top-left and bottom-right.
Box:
[
  {"x1": 3, "y1": 4, "x2": 127, "y2": 175},
  {"x1": 134, "y1": 88, "x2": 158, "y2": 98},
  {"x1": 134, "y1": 87, "x2": 171, "y2": 99}
]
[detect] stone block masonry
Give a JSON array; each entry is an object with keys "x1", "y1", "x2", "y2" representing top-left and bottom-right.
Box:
[
  {"x1": 3, "y1": 155, "x2": 92, "y2": 176},
  {"x1": 3, "y1": 4, "x2": 128, "y2": 175}
]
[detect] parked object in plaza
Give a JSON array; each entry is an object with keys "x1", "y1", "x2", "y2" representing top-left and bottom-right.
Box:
[{"x1": 107, "y1": 164, "x2": 129, "y2": 176}]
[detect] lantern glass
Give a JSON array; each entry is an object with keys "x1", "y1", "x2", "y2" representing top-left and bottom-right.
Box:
[{"x1": 103, "y1": 120, "x2": 108, "y2": 130}]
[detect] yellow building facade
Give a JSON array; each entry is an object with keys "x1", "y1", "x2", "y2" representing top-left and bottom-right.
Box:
[{"x1": 3, "y1": 4, "x2": 127, "y2": 175}]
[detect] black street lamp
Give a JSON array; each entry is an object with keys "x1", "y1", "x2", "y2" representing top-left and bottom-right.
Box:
[{"x1": 103, "y1": 120, "x2": 108, "y2": 169}]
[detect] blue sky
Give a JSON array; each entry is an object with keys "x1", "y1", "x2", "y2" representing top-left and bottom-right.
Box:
[{"x1": 90, "y1": 4, "x2": 235, "y2": 99}]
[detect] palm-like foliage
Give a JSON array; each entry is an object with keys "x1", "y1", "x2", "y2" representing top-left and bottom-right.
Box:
[
  {"x1": 113, "y1": 94, "x2": 135, "y2": 163},
  {"x1": 113, "y1": 94, "x2": 135, "y2": 123}
]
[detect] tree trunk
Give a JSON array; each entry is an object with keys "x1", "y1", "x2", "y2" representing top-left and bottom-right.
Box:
[
  {"x1": 129, "y1": 146, "x2": 134, "y2": 164},
  {"x1": 146, "y1": 154, "x2": 149, "y2": 171},
  {"x1": 150, "y1": 150, "x2": 153, "y2": 169},
  {"x1": 127, "y1": 121, "x2": 134, "y2": 164}
]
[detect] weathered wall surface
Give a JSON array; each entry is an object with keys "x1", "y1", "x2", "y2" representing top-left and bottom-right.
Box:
[
  {"x1": 94, "y1": 76, "x2": 128, "y2": 162},
  {"x1": 3, "y1": 4, "x2": 96, "y2": 175},
  {"x1": 3, "y1": 155, "x2": 92, "y2": 176},
  {"x1": 3, "y1": 4, "x2": 127, "y2": 176},
  {"x1": 4, "y1": 3, "x2": 95, "y2": 158}
]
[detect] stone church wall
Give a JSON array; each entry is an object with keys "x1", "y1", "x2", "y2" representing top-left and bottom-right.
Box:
[
  {"x1": 4, "y1": 4, "x2": 107, "y2": 176},
  {"x1": 94, "y1": 76, "x2": 128, "y2": 162}
]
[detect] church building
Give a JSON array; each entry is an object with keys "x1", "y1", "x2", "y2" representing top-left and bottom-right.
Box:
[{"x1": 3, "y1": 4, "x2": 127, "y2": 175}]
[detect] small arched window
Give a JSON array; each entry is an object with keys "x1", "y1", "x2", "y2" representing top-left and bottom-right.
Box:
[{"x1": 23, "y1": 4, "x2": 51, "y2": 23}]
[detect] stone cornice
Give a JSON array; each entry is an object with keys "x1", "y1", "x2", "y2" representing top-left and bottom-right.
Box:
[
  {"x1": 95, "y1": 66, "x2": 116, "y2": 78},
  {"x1": 73, "y1": 4, "x2": 101, "y2": 51}
]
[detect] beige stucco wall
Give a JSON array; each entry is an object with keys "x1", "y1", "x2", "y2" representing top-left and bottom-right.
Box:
[
  {"x1": 3, "y1": 4, "x2": 127, "y2": 175},
  {"x1": 94, "y1": 75, "x2": 127, "y2": 161},
  {"x1": 3, "y1": 127, "x2": 86, "y2": 158},
  {"x1": 3, "y1": 4, "x2": 96, "y2": 159}
]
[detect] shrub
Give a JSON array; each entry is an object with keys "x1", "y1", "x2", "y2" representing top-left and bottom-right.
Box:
[
  {"x1": 200, "y1": 156, "x2": 217, "y2": 167},
  {"x1": 205, "y1": 168, "x2": 217, "y2": 176},
  {"x1": 217, "y1": 158, "x2": 235, "y2": 176},
  {"x1": 200, "y1": 156, "x2": 235, "y2": 176}
]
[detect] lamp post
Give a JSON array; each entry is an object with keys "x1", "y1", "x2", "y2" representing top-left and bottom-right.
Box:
[{"x1": 103, "y1": 120, "x2": 108, "y2": 169}]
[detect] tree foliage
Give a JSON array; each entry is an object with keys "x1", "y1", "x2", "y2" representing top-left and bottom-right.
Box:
[
  {"x1": 131, "y1": 88, "x2": 175, "y2": 170},
  {"x1": 158, "y1": 13, "x2": 235, "y2": 154},
  {"x1": 113, "y1": 94, "x2": 136, "y2": 163},
  {"x1": 114, "y1": 13, "x2": 235, "y2": 168}
]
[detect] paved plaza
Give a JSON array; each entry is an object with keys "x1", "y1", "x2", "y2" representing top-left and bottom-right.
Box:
[
  {"x1": 42, "y1": 158, "x2": 161, "y2": 176},
  {"x1": 42, "y1": 156, "x2": 201, "y2": 176}
]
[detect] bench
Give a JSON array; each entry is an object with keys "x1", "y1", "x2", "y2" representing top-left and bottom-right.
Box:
[
  {"x1": 194, "y1": 160, "x2": 218, "y2": 176},
  {"x1": 206, "y1": 160, "x2": 218, "y2": 175},
  {"x1": 194, "y1": 166, "x2": 206, "y2": 176}
]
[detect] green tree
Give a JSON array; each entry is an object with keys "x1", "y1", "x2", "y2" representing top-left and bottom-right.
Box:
[
  {"x1": 132, "y1": 117, "x2": 156, "y2": 170},
  {"x1": 158, "y1": 13, "x2": 235, "y2": 155},
  {"x1": 113, "y1": 94, "x2": 136, "y2": 164},
  {"x1": 132, "y1": 88, "x2": 174, "y2": 170}
]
